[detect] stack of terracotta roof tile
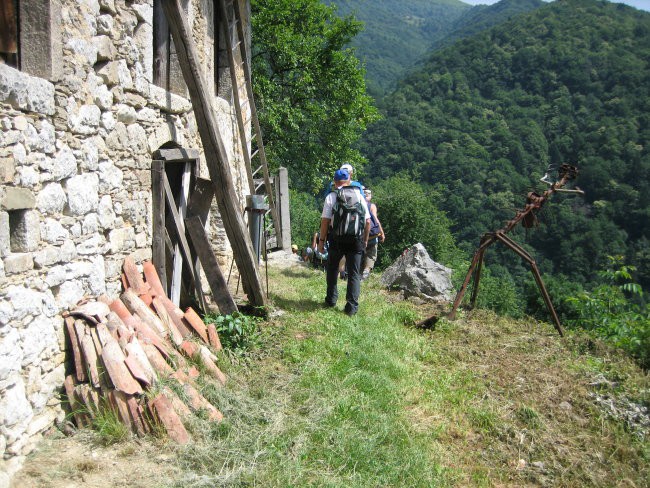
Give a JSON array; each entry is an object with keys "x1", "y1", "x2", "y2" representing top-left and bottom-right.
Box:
[{"x1": 63, "y1": 257, "x2": 226, "y2": 444}]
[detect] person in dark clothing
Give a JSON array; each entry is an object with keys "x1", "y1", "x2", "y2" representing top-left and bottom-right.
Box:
[{"x1": 318, "y1": 168, "x2": 370, "y2": 316}]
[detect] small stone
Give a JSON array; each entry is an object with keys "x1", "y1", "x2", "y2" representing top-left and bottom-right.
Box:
[{"x1": 4, "y1": 253, "x2": 34, "y2": 275}]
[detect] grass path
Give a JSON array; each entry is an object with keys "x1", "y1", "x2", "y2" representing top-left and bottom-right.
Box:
[{"x1": 169, "y1": 265, "x2": 649, "y2": 487}]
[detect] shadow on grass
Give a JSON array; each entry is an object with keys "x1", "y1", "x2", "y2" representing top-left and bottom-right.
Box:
[
  {"x1": 270, "y1": 266, "x2": 325, "y2": 279},
  {"x1": 270, "y1": 294, "x2": 327, "y2": 313}
]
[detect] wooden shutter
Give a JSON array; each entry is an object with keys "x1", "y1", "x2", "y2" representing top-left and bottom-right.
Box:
[{"x1": 0, "y1": 0, "x2": 18, "y2": 57}]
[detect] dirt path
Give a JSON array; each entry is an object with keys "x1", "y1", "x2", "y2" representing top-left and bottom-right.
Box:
[{"x1": 12, "y1": 430, "x2": 177, "y2": 488}]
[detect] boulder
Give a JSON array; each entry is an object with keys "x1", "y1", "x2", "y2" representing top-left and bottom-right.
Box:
[{"x1": 380, "y1": 243, "x2": 453, "y2": 302}]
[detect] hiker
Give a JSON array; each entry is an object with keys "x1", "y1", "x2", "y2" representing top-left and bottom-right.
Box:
[
  {"x1": 324, "y1": 162, "x2": 364, "y2": 197},
  {"x1": 319, "y1": 168, "x2": 370, "y2": 316},
  {"x1": 361, "y1": 187, "x2": 385, "y2": 280},
  {"x1": 302, "y1": 231, "x2": 329, "y2": 269}
]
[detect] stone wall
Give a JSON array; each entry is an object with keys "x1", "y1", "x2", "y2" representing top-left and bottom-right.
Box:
[{"x1": 0, "y1": 0, "x2": 249, "y2": 481}]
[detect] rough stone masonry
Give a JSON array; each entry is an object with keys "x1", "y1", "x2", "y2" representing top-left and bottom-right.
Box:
[{"x1": 0, "y1": 0, "x2": 251, "y2": 482}]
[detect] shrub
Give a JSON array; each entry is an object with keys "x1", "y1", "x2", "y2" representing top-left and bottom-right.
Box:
[
  {"x1": 565, "y1": 256, "x2": 650, "y2": 368},
  {"x1": 204, "y1": 312, "x2": 260, "y2": 352}
]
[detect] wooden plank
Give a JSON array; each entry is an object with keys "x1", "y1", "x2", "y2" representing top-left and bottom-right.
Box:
[
  {"x1": 64, "y1": 317, "x2": 87, "y2": 383},
  {"x1": 0, "y1": 1, "x2": 18, "y2": 54},
  {"x1": 153, "y1": 2, "x2": 170, "y2": 89},
  {"x1": 153, "y1": 147, "x2": 201, "y2": 162},
  {"x1": 186, "y1": 177, "x2": 214, "y2": 225},
  {"x1": 185, "y1": 215, "x2": 238, "y2": 315},
  {"x1": 151, "y1": 161, "x2": 168, "y2": 295},
  {"x1": 171, "y1": 162, "x2": 192, "y2": 305},
  {"x1": 161, "y1": 0, "x2": 267, "y2": 307},
  {"x1": 162, "y1": 171, "x2": 205, "y2": 307}
]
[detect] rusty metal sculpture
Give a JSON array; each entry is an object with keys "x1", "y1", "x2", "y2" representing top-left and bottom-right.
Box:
[{"x1": 440, "y1": 164, "x2": 583, "y2": 336}]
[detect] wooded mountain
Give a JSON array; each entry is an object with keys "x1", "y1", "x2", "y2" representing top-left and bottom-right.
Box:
[
  {"x1": 429, "y1": 0, "x2": 546, "y2": 52},
  {"x1": 361, "y1": 0, "x2": 650, "y2": 289},
  {"x1": 323, "y1": 0, "x2": 471, "y2": 95}
]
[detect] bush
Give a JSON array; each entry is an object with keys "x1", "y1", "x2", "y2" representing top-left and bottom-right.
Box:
[
  {"x1": 565, "y1": 256, "x2": 650, "y2": 368},
  {"x1": 204, "y1": 312, "x2": 261, "y2": 352},
  {"x1": 372, "y1": 174, "x2": 458, "y2": 268}
]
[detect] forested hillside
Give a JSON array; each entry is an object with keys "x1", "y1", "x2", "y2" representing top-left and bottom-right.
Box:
[
  {"x1": 322, "y1": 0, "x2": 470, "y2": 95},
  {"x1": 362, "y1": 0, "x2": 650, "y2": 292},
  {"x1": 429, "y1": 0, "x2": 545, "y2": 52}
]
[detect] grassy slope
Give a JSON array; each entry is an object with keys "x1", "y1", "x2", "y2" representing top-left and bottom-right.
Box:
[{"x1": 168, "y1": 265, "x2": 648, "y2": 487}]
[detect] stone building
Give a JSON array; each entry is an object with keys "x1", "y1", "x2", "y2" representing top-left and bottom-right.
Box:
[{"x1": 0, "y1": 0, "x2": 254, "y2": 480}]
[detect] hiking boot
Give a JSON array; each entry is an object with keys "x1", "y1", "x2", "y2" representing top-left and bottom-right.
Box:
[
  {"x1": 344, "y1": 305, "x2": 357, "y2": 317},
  {"x1": 339, "y1": 271, "x2": 347, "y2": 280}
]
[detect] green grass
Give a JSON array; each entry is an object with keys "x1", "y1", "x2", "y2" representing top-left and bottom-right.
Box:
[{"x1": 165, "y1": 266, "x2": 649, "y2": 487}]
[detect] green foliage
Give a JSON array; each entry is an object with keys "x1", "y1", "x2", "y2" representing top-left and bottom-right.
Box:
[
  {"x1": 474, "y1": 268, "x2": 523, "y2": 318},
  {"x1": 204, "y1": 312, "x2": 260, "y2": 352},
  {"x1": 372, "y1": 174, "x2": 458, "y2": 268},
  {"x1": 566, "y1": 256, "x2": 650, "y2": 368},
  {"x1": 251, "y1": 0, "x2": 380, "y2": 192},
  {"x1": 289, "y1": 189, "x2": 322, "y2": 249},
  {"x1": 361, "y1": 0, "x2": 650, "y2": 292}
]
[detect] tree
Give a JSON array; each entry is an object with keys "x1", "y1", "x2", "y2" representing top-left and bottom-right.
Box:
[{"x1": 251, "y1": 0, "x2": 380, "y2": 192}]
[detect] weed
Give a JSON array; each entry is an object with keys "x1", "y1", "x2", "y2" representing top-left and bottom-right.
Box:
[
  {"x1": 91, "y1": 403, "x2": 130, "y2": 446},
  {"x1": 204, "y1": 311, "x2": 260, "y2": 352}
]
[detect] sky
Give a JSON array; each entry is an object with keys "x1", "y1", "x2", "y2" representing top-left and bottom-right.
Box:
[{"x1": 460, "y1": 0, "x2": 650, "y2": 12}]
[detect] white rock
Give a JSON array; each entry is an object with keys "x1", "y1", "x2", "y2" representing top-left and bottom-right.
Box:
[
  {"x1": 37, "y1": 183, "x2": 67, "y2": 215},
  {"x1": 116, "y1": 104, "x2": 137, "y2": 124},
  {"x1": 19, "y1": 316, "x2": 57, "y2": 367},
  {"x1": 0, "y1": 328, "x2": 22, "y2": 381},
  {"x1": 98, "y1": 161, "x2": 123, "y2": 192},
  {"x1": 101, "y1": 111, "x2": 116, "y2": 131},
  {"x1": 98, "y1": 195, "x2": 116, "y2": 228},
  {"x1": 93, "y1": 83, "x2": 113, "y2": 110},
  {"x1": 40, "y1": 218, "x2": 69, "y2": 244},
  {"x1": 0, "y1": 376, "x2": 32, "y2": 427},
  {"x1": 96, "y1": 14, "x2": 114, "y2": 36},
  {"x1": 76, "y1": 234, "x2": 104, "y2": 255},
  {"x1": 45, "y1": 265, "x2": 66, "y2": 287},
  {"x1": 51, "y1": 145, "x2": 77, "y2": 181},
  {"x1": 82, "y1": 214, "x2": 100, "y2": 235},
  {"x1": 0, "y1": 300, "x2": 13, "y2": 325},
  {"x1": 55, "y1": 280, "x2": 85, "y2": 309},
  {"x1": 16, "y1": 166, "x2": 39, "y2": 188},
  {"x1": 0, "y1": 65, "x2": 56, "y2": 115},
  {"x1": 64, "y1": 173, "x2": 99, "y2": 215},
  {"x1": 69, "y1": 104, "x2": 101, "y2": 135},
  {"x1": 66, "y1": 38, "x2": 98, "y2": 66},
  {"x1": 88, "y1": 255, "x2": 106, "y2": 295}
]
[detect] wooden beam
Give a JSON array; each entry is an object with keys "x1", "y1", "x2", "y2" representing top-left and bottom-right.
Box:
[
  {"x1": 186, "y1": 177, "x2": 214, "y2": 225},
  {"x1": 162, "y1": 171, "x2": 206, "y2": 308},
  {"x1": 151, "y1": 161, "x2": 167, "y2": 295},
  {"x1": 153, "y1": 148, "x2": 201, "y2": 162},
  {"x1": 185, "y1": 215, "x2": 238, "y2": 315},
  {"x1": 161, "y1": 0, "x2": 267, "y2": 307}
]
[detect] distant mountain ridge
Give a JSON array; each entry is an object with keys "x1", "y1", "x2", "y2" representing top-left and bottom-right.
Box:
[
  {"x1": 429, "y1": 0, "x2": 546, "y2": 51},
  {"x1": 323, "y1": 0, "x2": 470, "y2": 95},
  {"x1": 325, "y1": 0, "x2": 546, "y2": 95}
]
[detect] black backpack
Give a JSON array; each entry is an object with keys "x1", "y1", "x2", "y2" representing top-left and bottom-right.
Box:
[{"x1": 331, "y1": 186, "x2": 365, "y2": 243}]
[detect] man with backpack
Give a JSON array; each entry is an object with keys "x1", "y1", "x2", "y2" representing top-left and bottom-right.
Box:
[{"x1": 318, "y1": 168, "x2": 371, "y2": 316}]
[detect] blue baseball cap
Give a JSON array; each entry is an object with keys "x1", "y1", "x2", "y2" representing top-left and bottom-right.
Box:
[{"x1": 334, "y1": 168, "x2": 349, "y2": 181}]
